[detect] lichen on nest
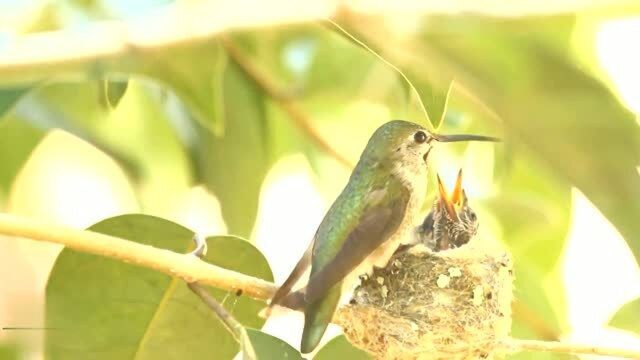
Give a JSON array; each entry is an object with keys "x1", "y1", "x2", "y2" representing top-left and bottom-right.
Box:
[{"x1": 336, "y1": 241, "x2": 513, "y2": 359}]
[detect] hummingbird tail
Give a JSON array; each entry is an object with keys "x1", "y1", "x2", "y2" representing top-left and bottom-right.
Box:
[{"x1": 300, "y1": 286, "x2": 341, "y2": 353}]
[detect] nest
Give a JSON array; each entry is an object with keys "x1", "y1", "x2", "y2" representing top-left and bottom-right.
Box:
[{"x1": 336, "y1": 241, "x2": 513, "y2": 359}]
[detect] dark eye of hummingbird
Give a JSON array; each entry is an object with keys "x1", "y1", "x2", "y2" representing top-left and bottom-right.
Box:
[{"x1": 414, "y1": 131, "x2": 428, "y2": 144}]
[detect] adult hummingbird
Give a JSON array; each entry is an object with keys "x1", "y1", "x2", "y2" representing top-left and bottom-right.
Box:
[
  {"x1": 268, "y1": 120, "x2": 497, "y2": 353},
  {"x1": 417, "y1": 169, "x2": 479, "y2": 251}
]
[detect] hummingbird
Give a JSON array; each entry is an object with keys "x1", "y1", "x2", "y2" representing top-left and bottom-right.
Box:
[
  {"x1": 417, "y1": 169, "x2": 479, "y2": 251},
  {"x1": 268, "y1": 120, "x2": 497, "y2": 353}
]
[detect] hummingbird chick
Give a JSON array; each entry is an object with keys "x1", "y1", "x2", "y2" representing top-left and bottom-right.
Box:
[{"x1": 417, "y1": 169, "x2": 479, "y2": 251}]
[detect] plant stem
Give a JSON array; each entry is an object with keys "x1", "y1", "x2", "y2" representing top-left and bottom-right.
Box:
[
  {"x1": 188, "y1": 283, "x2": 257, "y2": 359},
  {"x1": 219, "y1": 36, "x2": 354, "y2": 168},
  {"x1": 0, "y1": 213, "x2": 276, "y2": 301},
  {"x1": 504, "y1": 338, "x2": 640, "y2": 359}
]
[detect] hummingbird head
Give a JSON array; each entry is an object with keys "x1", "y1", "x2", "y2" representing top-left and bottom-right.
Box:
[{"x1": 359, "y1": 120, "x2": 499, "y2": 188}]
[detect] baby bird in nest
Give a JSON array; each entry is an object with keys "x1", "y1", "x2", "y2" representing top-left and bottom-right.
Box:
[{"x1": 417, "y1": 169, "x2": 478, "y2": 251}]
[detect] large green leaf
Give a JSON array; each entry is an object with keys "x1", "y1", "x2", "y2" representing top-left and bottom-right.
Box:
[
  {"x1": 46, "y1": 214, "x2": 273, "y2": 359},
  {"x1": 137, "y1": 41, "x2": 225, "y2": 136},
  {"x1": 314, "y1": 335, "x2": 371, "y2": 360},
  {"x1": 0, "y1": 342, "x2": 21, "y2": 360},
  {"x1": 609, "y1": 297, "x2": 640, "y2": 335},
  {"x1": 489, "y1": 147, "x2": 571, "y2": 273},
  {"x1": 245, "y1": 329, "x2": 302, "y2": 360},
  {"x1": 346, "y1": 14, "x2": 640, "y2": 264},
  {"x1": 196, "y1": 58, "x2": 270, "y2": 238}
]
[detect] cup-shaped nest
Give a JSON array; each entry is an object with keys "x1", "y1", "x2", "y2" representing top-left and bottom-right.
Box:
[{"x1": 336, "y1": 241, "x2": 513, "y2": 359}]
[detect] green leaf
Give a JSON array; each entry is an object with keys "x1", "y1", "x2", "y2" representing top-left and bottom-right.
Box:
[
  {"x1": 46, "y1": 214, "x2": 273, "y2": 360},
  {"x1": 196, "y1": 58, "x2": 270, "y2": 238},
  {"x1": 0, "y1": 116, "x2": 45, "y2": 194},
  {"x1": 138, "y1": 42, "x2": 225, "y2": 136},
  {"x1": 314, "y1": 335, "x2": 371, "y2": 360},
  {"x1": 489, "y1": 147, "x2": 571, "y2": 273},
  {"x1": 0, "y1": 87, "x2": 31, "y2": 118},
  {"x1": 103, "y1": 79, "x2": 129, "y2": 109},
  {"x1": 0, "y1": 342, "x2": 22, "y2": 360},
  {"x1": 610, "y1": 297, "x2": 640, "y2": 334},
  {"x1": 244, "y1": 329, "x2": 302, "y2": 360},
  {"x1": 401, "y1": 70, "x2": 453, "y2": 129}
]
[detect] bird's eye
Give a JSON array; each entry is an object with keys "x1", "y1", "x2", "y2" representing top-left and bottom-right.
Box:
[
  {"x1": 469, "y1": 212, "x2": 477, "y2": 221},
  {"x1": 414, "y1": 131, "x2": 428, "y2": 143}
]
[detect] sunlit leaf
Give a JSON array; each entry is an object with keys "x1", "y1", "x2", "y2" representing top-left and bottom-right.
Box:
[
  {"x1": 46, "y1": 215, "x2": 273, "y2": 359},
  {"x1": 138, "y1": 41, "x2": 225, "y2": 136},
  {"x1": 245, "y1": 328, "x2": 302, "y2": 360},
  {"x1": 401, "y1": 70, "x2": 453, "y2": 129},
  {"x1": 610, "y1": 297, "x2": 640, "y2": 334},
  {"x1": 195, "y1": 59, "x2": 270, "y2": 238},
  {"x1": 0, "y1": 116, "x2": 44, "y2": 195},
  {"x1": 347, "y1": 14, "x2": 640, "y2": 264},
  {"x1": 0, "y1": 342, "x2": 21, "y2": 360},
  {"x1": 102, "y1": 79, "x2": 129, "y2": 109},
  {"x1": 424, "y1": 16, "x2": 640, "y2": 265},
  {"x1": 0, "y1": 87, "x2": 31, "y2": 118},
  {"x1": 489, "y1": 148, "x2": 571, "y2": 272},
  {"x1": 314, "y1": 335, "x2": 371, "y2": 360}
]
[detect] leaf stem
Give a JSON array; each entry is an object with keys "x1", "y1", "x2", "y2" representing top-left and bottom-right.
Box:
[{"x1": 187, "y1": 282, "x2": 257, "y2": 359}]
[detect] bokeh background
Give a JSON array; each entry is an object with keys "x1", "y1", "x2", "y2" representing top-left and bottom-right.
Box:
[{"x1": 1, "y1": 0, "x2": 640, "y2": 359}]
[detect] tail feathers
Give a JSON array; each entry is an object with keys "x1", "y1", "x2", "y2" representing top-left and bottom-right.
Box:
[
  {"x1": 300, "y1": 285, "x2": 341, "y2": 354},
  {"x1": 269, "y1": 240, "x2": 314, "y2": 308}
]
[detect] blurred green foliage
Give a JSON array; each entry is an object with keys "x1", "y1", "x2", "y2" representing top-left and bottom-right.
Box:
[{"x1": 1, "y1": 1, "x2": 639, "y2": 359}]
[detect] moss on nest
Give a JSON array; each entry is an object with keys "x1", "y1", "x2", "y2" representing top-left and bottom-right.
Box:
[{"x1": 336, "y1": 241, "x2": 513, "y2": 359}]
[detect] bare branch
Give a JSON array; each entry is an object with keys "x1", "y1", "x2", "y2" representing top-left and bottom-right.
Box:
[
  {"x1": 0, "y1": 213, "x2": 276, "y2": 301},
  {"x1": 503, "y1": 338, "x2": 640, "y2": 359},
  {"x1": 219, "y1": 36, "x2": 354, "y2": 168}
]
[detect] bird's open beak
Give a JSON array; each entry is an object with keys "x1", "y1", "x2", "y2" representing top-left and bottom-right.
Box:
[
  {"x1": 450, "y1": 169, "x2": 463, "y2": 205},
  {"x1": 437, "y1": 175, "x2": 459, "y2": 221},
  {"x1": 432, "y1": 133, "x2": 500, "y2": 143}
]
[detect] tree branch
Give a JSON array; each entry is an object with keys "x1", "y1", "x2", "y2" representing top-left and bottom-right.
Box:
[
  {"x1": 0, "y1": 213, "x2": 276, "y2": 301},
  {"x1": 503, "y1": 338, "x2": 640, "y2": 359},
  {"x1": 1, "y1": 212, "x2": 639, "y2": 359},
  {"x1": 219, "y1": 36, "x2": 354, "y2": 168}
]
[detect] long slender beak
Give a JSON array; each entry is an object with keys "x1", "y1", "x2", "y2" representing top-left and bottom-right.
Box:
[
  {"x1": 432, "y1": 133, "x2": 500, "y2": 143},
  {"x1": 450, "y1": 169, "x2": 464, "y2": 205},
  {"x1": 437, "y1": 175, "x2": 458, "y2": 221}
]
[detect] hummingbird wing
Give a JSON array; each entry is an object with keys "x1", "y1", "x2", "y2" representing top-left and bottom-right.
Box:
[
  {"x1": 299, "y1": 182, "x2": 411, "y2": 353},
  {"x1": 303, "y1": 184, "x2": 410, "y2": 305}
]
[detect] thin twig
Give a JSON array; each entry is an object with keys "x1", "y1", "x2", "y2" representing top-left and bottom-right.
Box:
[
  {"x1": 188, "y1": 282, "x2": 257, "y2": 359},
  {"x1": 219, "y1": 36, "x2": 354, "y2": 169},
  {"x1": 512, "y1": 301, "x2": 559, "y2": 341},
  {"x1": 504, "y1": 338, "x2": 640, "y2": 359}
]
